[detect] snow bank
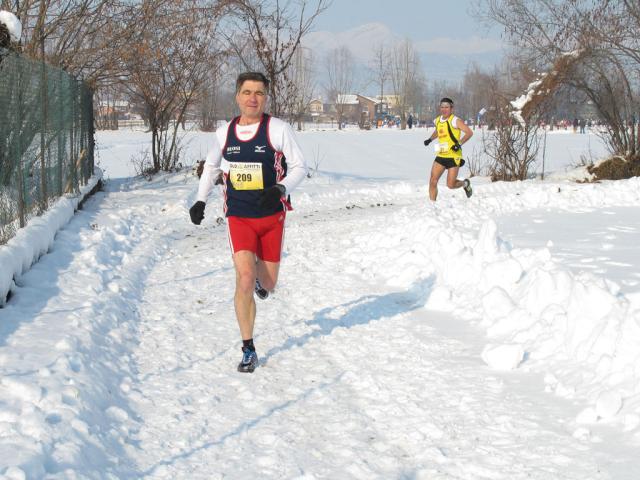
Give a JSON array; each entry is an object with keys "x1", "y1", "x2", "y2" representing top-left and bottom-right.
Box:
[
  {"x1": 324, "y1": 175, "x2": 640, "y2": 427},
  {"x1": 0, "y1": 172, "x2": 179, "y2": 478},
  {"x1": 0, "y1": 171, "x2": 102, "y2": 306},
  {"x1": 0, "y1": 10, "x2": 21, "y2": 42}
]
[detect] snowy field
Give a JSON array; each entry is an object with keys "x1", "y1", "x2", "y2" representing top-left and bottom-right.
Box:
[{"x1": 1, "y1": 126, "x2": 640, "y2": 478}]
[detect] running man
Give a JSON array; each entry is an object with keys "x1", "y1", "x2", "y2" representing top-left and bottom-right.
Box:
[
  {"x1": 189, "y1": 72, "x2": 307, "y2": 373},
  {"x1": 424, "y1": 97, "x2": 473, "y2": 201}
]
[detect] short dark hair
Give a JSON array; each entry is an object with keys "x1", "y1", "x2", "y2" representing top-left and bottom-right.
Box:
[
  {"x1": 440, "y1": 97, "x2": 454, "y2": 106},
  {"x1": 236, "y1": 72, "x2": 269, "y2": 93}
]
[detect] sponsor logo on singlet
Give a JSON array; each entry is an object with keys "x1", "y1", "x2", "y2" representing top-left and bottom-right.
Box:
[{"x1": 226, "y1": 146, "x2": 241, "y2": 155}]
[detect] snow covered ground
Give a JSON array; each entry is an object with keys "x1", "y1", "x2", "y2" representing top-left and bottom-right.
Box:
[{"x1": 1, "y1": 126, "x2": 640, "y2": 479}]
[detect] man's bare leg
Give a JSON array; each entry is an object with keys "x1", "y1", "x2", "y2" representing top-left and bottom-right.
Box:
[
  {"x1": 446, "y1": 166, "x2": 465, "y2": 190},
  {"x1": 232, "y1": 250, "x2": 257, "y2": 340},
  {"x1": 429, "y1": 162, "x2": 446, "y2": 201},
  {"x1": 256, "y1": 259, "x2": 280, "y2": 292}
]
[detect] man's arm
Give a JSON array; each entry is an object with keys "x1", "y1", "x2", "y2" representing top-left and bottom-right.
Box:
[
  {"x1": 273, "y1": 120, "x2": 308, "y2": 193},
  {"x1": 196, "y1": 130, "x2": 225, "y2": 203},
  {"x1": 424, "y1": 127, "x2": 438, "y2": 146},
  {"x1": 455, "y1": 117, "x2": 473, "y2": 146}
]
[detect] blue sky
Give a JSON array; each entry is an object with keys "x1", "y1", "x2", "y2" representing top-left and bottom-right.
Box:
[
  {"x1": 307, "y1": 0, "x2": 506, "y2": 84},
  {"x1": 314, "y1": 0, "x2": 500, "y2": 41}
]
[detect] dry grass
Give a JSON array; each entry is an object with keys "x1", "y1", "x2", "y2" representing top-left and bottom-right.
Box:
[{"x1": 587, "y1": 155, "x2": 640, "y2": 181}]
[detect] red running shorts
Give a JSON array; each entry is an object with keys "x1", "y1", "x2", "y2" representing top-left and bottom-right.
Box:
[{"x1": 227, "y1": 211, "x2": 286, "y2": 262}]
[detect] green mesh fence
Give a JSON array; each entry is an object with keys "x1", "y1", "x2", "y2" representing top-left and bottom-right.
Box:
[{"x1": 0, "y1": 48, "x2": 94, "y2": 245}]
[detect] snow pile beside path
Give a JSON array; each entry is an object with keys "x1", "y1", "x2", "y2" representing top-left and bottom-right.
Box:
[
  {"x1": 321, "y1": 177, "x2": 640, "y2": 428},
  {"x1": 0, "y1": 172, "x2": 102, "y2": 306},
  {"x1": 0, "y1": 173, "x2": 182, "y2": 478},
  {"x1": 472, "y1": 176, "x2": 640, "y2": 216}
]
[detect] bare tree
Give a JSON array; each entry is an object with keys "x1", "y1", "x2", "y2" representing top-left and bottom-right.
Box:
[
  {"x1": 480, "y1": 72, "x2": 539, "y2": 181},
  {"x1": 478, "y1": 54, "x2": 566, "y2": 182},
  {"x1": 389, "y1": 39, "x2": 420, "y2": 129},
  {"x1": 94, "y1": 83, "x2": 124, "y2": 130},
  {"x1": 370, "y1": 43, "x2": 389, "y2": 117},
  {"x1": 1, "y1": 0, "x2": 138, "y2": 86},
  {"x1": 198, "y1": 70, "x2": 222, "y2": 132},
  {"x1": 481, "y1": 0, "x2": 640, "y2": 176},
  {"x1": 224, "y1": 0, "x2": 329, "y2": 117},
  {"x1": 325, "y1": 46, "x2": 354, "y2": 130},
  {"x1": 121, "y1": 1, "x2": 225, "y2": 172},
  {"x1": 287, "y1": 47, "x2": 315, "y2": 130},
  {"x1": 461, "y1": 63, "x2": 496, "y2": 127}
]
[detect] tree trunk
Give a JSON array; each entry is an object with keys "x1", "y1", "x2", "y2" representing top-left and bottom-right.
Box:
[{"x1": 151, "y1": 127, "x2": 160, "y2": 172}]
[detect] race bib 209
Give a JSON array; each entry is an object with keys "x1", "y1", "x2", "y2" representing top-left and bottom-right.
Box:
[{"x1": 229, "y1": 162, "x2": 264, "y2": 190}]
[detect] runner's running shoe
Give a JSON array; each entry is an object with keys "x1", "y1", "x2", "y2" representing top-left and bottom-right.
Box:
[
  {"x1": 463, "y1": 179, "x2": 473, "y2": 198},
  {"x1": 255, "y1": 279, "x2": 269, "y2": 300},
  {"x1": 237, "y1": 347, "x2": 259, "y2": 373}
]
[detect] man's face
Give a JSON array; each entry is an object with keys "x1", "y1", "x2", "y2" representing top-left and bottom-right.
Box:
[
  {"x1": 236, "y1": 80, "x2": 267, "y2": 120},
  {"x1": 439, "y1": 102, "x2": 453, "y2": 116}
]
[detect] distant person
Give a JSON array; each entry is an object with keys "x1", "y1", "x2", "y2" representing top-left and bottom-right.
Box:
[
  {"x1": 189, "y1": 72, "x2": 308, "y2": 373},
  {"x1": 423, "y1": 97, "x2": 473, "y2": 201},
  {"x1": 579, "y1": 118, "x2": 586, "y2": 134},
  {"x1": 407, "y1": 114, "x2": 413, "y2": 129},
  {"x1": 573, "y1": 117, "x2": 579, "y2": 133}
]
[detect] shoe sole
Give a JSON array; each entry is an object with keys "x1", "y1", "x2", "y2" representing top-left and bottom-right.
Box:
[
  {"x1": 464, "y1": 181, "x2": 472, "y2": 198},
  {"x1": 255, "y1": 290, "x2": 269, "y2": 300},
  {"x1": 237, "y1": 362, "x2": 257, "y2": 373}
]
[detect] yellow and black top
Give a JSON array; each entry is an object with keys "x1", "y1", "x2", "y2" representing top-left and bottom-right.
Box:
[{"x1": 435, "y1": 114, "x2": 463, "y2": 162}]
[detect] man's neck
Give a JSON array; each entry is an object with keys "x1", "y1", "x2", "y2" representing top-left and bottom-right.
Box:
[{"x1": 238, "y1": 115, "x2": 262, "y2": 126}]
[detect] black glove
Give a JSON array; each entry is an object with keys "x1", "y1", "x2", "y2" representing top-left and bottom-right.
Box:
[
  {"x1": 423, "y1": 138, "x2": 432, "y2": 146},
  {"x1": 452, "y1": 143, "x2": 461, "y2": 152},
  {"x1": 189, "y1": 201, "x2": 205, "y2": 225},
  {"x1": 259, "y1": 185, "x2": 285, "y2": 210},
  {"x1": 214, "y1": 173, "x2": 224, "y2": 185}
]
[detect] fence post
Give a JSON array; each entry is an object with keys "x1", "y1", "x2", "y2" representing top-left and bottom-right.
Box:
[
  {"x1": 57, "y1": 69, "x2": 64, "y2": 196},
  {"x1": 40, "y1": 40, "x2": 48, "y2": 211},
  {"x1": 15, "y1": 63, "x2": 26, "y2": 228},
  {"x1": 88, "y1": 88, "x2": 95, "y2": 177},
  {"x1": 69, "y1": 79, "x2": 77, "y2": 193}
]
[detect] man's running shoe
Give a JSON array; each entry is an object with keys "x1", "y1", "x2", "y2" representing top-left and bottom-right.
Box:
[
  {"x1": 237, "y1": 347, "x2": 259, "y2": 373},
  {"x1": 463, "y1": 179, "x2": 473, "y2": 198},
  {"x1": 254, "y1": 279, "x2": 269, "y2": 300}
]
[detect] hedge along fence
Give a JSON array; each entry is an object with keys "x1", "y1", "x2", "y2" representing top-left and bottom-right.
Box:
[{"x1": 0, "y1": 47, "x2": 95, "y2": 245}]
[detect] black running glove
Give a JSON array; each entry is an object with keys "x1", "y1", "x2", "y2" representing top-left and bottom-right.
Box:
[
  {"x1": 189, "y1": 201, "x2": 205, "y2": 225},
  {"x1": 452, "y1": 143, "x2": 461, "y2": 152},
  {"x1": 259, "y1": 184, "x2": 285, "y2": 210},
  {"x1": 423, "y1": 138, "x2": 432, "y2": 146}
]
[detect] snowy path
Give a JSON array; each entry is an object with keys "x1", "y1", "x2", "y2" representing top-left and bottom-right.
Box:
[
  {"x1": 124, "y1": 187, "x2": 609, "y2": 479},
  {"x1": 3, "y1": 169, "x2": 640, "y2": 478}
]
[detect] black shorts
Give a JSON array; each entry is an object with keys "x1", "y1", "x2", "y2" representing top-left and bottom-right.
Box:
[{"x1": 435, "y1": 156, "x2": 465, "y2": 169}]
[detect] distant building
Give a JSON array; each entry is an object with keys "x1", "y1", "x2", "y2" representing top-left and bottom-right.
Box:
[
  {"x1": 355, "y1": 95, "x2": 378, "y2": 127},
  {"x1": 98, "y1": 100, "x2": 131, "y2": 120},
  {"x1": 308, "y1": 98, "x2": 324, "y2": 119},
  {"x1": 310, "y1": 93, "x2": 398, "y2": 128}
]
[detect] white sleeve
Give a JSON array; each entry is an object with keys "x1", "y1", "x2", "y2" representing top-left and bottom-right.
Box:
[
  {"x1": 452, "y1": 116, "x2": 461, "y2": 129},
  {"x1": 270, "y1": 118, "x2": 308, "y2": 193},
  {"x1": 196, "y1": 127, "x2": 227, "y2": 203}
]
